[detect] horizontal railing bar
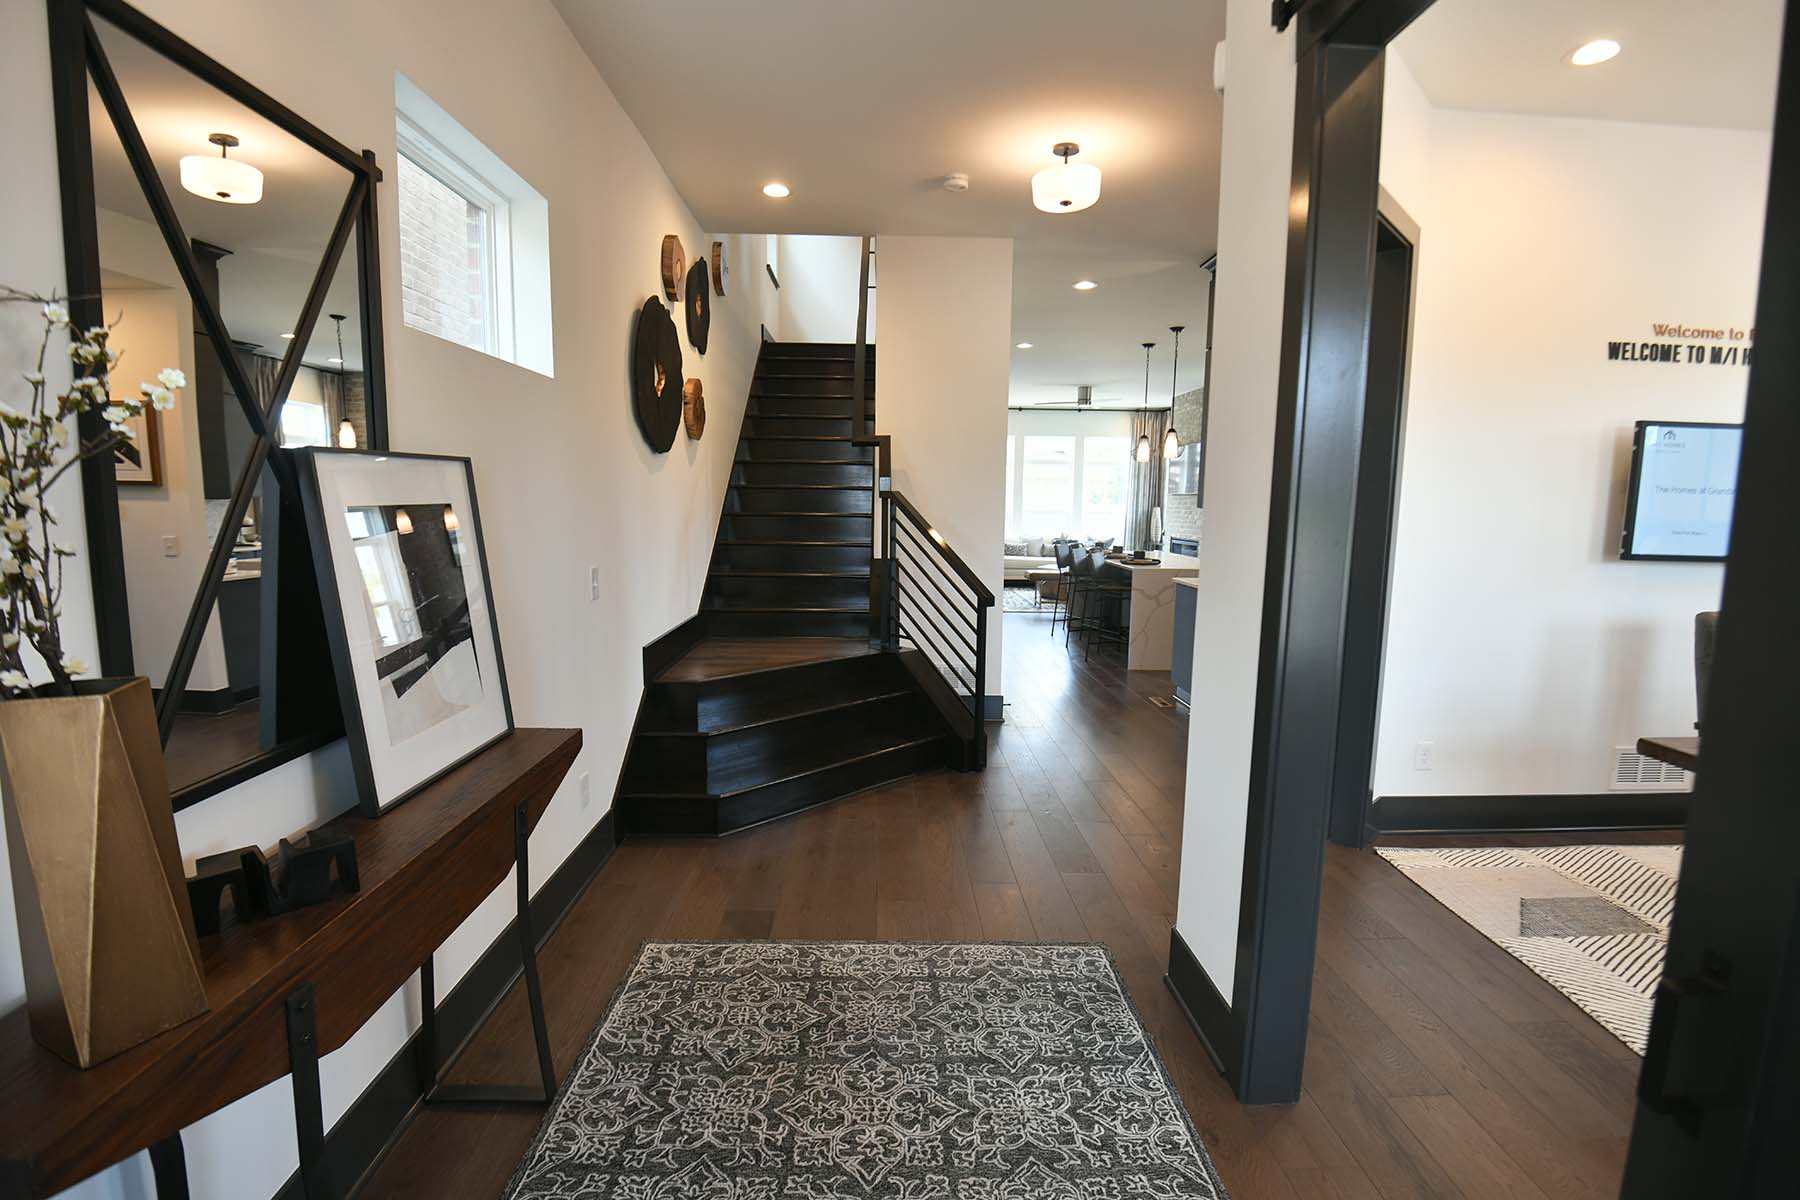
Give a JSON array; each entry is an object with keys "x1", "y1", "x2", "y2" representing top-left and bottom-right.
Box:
[
  {"x1": 893, "y1": 522, "x2": 981, "y2": 608},
  {"x1": 893, "y1": 564, "x2": 979, "y2": 658},
  {"x1": 896, "y1": 625, "x2": 976, "y2": 696},
  {"x1": 894, "y1": 541, "x2": 979, "y2": 634},
  {"x1": 884, "y1": 489, "x2": 994, "y2": 605},
  {"x1": 895, "y1": 601, "x2": 977, "y2": 683}
]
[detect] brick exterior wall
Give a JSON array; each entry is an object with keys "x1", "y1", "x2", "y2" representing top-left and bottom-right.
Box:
[{"x1": 397, "y1": 153, "x2": 487, "y2": 352}]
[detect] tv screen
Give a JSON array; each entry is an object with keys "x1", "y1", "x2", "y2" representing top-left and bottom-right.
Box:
[{"x1": 1621, "y1": 421, "x2": 1742, "y2": 560}]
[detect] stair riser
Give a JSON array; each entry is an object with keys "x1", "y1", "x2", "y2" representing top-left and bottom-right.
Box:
[
  {"x1": 744, "y1": 416, "x2": 853, "y2": 439},
  {"x1": 752, "y1": 377, "x2": 865, "y2": 398},
  {"x1": 705, "y1": 609, "x2": 872, "y2": 638},
  {"x1": 720, "y1": 513, "x2": 872, "y2": 541},
  {"x1": 730, "y1": 487, "x2": 869, "y2": 515},
  {"x1": 689, "y1": 654, "x2": 908, "y2": 732},
  {"x1": 760, "y1": 343, "x2": 871, "y2": 361},
  {"x1": 732, "y1": 461, "x2": 873, "y2": 487},
  {"x1": 712, "y1": 542, "x2": 870, "y2": 571},
  {"x1": 758, "y1": 359, "x2": 857, "y2": 378},
  {"x1": 736, "y1": 439, "x2": 873, "y2": 462},
  {"x1": 749, "y1": 395, "x2": 873, "y2": 419},
  {"x1": 619, "y1": 739, "x2": 951, "y2": 837},
  {"x1": 708, "y1": 575, "x2": 870, "y2": 607}
]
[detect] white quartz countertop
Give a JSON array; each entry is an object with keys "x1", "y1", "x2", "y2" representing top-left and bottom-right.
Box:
[{"x1": 1174, "y1": 576, "x2": 1199, "y2": 591}]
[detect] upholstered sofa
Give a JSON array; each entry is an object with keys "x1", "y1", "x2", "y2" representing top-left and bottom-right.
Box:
[{"x1": 1002, "y1": 537, "x2": 1058, "y2": 582}]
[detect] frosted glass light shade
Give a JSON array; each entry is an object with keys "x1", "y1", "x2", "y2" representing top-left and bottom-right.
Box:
[
  {"x1": 179, "y1": 153, "x2": 262, "y2": 204},
  {"x1": 337, "y1": 418, "x2": 357, "y2": 449},
  {"x1": 1135, "y1": 434, "x2": 1151, "y2": 463},
  {"x1": 1163, "y1": 428, "x2": 1180, "y2": 459},
  {"x1": 1031, "y1": 160, "x2": 1102, "y2": 213}
]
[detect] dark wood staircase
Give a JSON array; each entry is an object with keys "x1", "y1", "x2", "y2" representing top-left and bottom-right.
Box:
[{"x1": 618, "y1": 341, "x2": 972, "y2": 838}]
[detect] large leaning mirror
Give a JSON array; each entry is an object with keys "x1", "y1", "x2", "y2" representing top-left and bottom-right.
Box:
[{"x1": 50, "y1": 0, "x2": 387, "y2": 808}]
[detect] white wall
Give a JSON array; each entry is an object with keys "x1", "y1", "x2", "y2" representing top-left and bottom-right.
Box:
[
  {"x1": 776, "y1": 234, "x2": 871, "y2": 343},
  {"x1": 876, "y1": 236, "x2": 1012, "y2": 704},
  {"x1": 1, "y1": 1, "x2": 776, "y2": 1196},
  {"x1": 1171, "y1": 0, "x2": 1295, "y2": 1004},
  {"x1": 1371, "y1": 53, "x2": 1769, "y2": 800}
]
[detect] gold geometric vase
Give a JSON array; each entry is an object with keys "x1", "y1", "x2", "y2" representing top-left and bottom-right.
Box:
[{"x1": 0, "y1": 676, "x2": 208, "y2": 1067}]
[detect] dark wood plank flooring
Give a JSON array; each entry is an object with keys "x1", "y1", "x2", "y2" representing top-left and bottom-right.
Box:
[{"x1": 364, "y1": 610, "x2": 1640, "y2": 1199}]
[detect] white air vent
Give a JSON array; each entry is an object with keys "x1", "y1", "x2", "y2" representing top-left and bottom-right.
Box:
[{"x1": 1610, "y1": 747, "x2": 1691, "y2": 792}]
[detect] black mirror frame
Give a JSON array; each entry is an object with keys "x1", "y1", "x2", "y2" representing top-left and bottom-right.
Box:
[{"x1": 45, "y1": 0, "x2": 390, "y2": 810}]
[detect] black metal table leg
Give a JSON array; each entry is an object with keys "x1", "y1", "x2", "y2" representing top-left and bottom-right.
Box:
[
  {"x1": 148, "y1": 1132, "x2": 189, "y2": 1200},
  {"x1": 285, "y1": 983, "x2": 333, "y2": 1199},
  {"x1": 418, "y1": 801, "x2": 558, "y2": 1108}
]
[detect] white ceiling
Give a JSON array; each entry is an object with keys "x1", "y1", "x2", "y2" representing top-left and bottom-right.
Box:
[
  {"x1": 1395, "y1": 0, "x2": 1785, "y2": 131},
  {"x1": 89, "y1": 18, "x2": 366, "y2": 370},
  {"x1": 552, "y1": 0, "x2": 1225, "y2": 408}
]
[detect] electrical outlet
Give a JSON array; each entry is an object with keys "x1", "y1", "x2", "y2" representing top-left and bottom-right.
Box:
[
  {"x1": 579, "y1": 771, "x2": 592, "y2": 808},
  {"x1": 1413, "y1": 742, "x2": 1435, "y2": 772},
  {"x1": 589, "y1": 565, "x2": 600, "y2": 602},
  {"x1": 162, "y1": 535, "x2": 179, "y2": 557}
]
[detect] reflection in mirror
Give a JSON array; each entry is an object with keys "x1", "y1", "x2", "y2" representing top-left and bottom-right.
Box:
[{"x1": 86, "y1": 13, "x2": 364, "y2": 797}]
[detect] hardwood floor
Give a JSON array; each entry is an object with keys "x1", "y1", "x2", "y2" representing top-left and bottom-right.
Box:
[{"x1": 364, "y1": 609, "x2": 1639, "y2": 1199}]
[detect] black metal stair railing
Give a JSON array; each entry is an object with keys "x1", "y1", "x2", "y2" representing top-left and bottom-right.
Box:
[{"x1": 878, "y1": 489, "x2": 993, "y2": 767}]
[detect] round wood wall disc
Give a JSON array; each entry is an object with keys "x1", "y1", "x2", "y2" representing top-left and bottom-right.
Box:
[
  {"x1": 632, "y1": 296, "x2": 683, "y2": 452},
  {"x1": 660, "y1": 234, "x2": 685, "y2": 302},
  {"x1": 711, "y1": 240, "x2": 728, "y2": 297},
  {"x1": 683, "y1": 378, "x2": 706, "y2": 440},
  {"x1": 685, "y1": 257, "x2": 712, "y2": 354}
]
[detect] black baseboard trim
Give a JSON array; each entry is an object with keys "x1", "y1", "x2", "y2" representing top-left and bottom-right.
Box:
[
  {"x1": 981, "y1": 693, "x2": 1003, "y2": 722},
  {"x1": 1370, "y1": 792, "x2": 1689, "y2": 838},
  {"x1": 272, "y1": 808, "x2": 617, "y2": 1200},
  {"x1": 1164, "y1": 928, "x2": 1237, "y2": 1085},
  {"x1": 641, "y1": 612, "x2": 708, "y2": 681}
]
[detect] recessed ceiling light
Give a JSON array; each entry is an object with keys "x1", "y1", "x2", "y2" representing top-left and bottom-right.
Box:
[
  {"x1": 327, "y1": 356, "x2": 344, "y2": 365},
  {"x1": 1072, "y1": 279, "x2": 1098, "y2": 291},
  {"x1": 279, "y1": 332, "x2": 295, "y2": 339},
  {"x1": 1016, "y1": 341, "x2": 1034, "y2": 349},
  {"x1": 1570, "y1": 39, "x2": 1621, "y2": 66},
  {"x1": 762, "y1": 181, "x2": 791, "y2": 198}
]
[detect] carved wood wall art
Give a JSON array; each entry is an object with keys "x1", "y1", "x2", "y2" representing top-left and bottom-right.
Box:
[
  {"x1": 632, "y1": 297, "x2": 684, "y2": 452},
  {"x1": 659, "y1": 235, "x2": 686, "y2": 302},
  {"x1": 683, "y1": 378, "x2": 706, "y2": 440},
  {"x1": 685, "y1": 257, "x2": 711, "y2": 354},
  {"x1": 711, "y1": 240, "x2": 728, "y2": 297}
]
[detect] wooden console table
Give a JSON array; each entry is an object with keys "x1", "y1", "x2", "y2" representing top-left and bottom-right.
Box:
[
  {"x1": 1638, "y1": 735, "x2": 1701, "y2": 774},
  {"x1": 0, "y1": 726, "x2": 582, "y2": 1199}
]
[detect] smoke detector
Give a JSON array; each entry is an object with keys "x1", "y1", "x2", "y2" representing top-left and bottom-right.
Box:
[{"x1": 942, "y1": 172, "x2": 970, "y2": 193}]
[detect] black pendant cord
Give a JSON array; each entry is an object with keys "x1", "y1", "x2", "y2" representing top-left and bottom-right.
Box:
[{"x1": 1169, "y1": 324, "x2": 1186, "y2": 440}]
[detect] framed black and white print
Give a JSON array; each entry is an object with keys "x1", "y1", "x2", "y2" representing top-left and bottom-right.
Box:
[{"x1": 297, "y1": 449, "x2": 513, "y2": 815}]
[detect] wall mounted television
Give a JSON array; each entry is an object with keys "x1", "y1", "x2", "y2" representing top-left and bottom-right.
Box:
[{"x1": 1620, "y1": 420, "x2": 1742, "y2": 561}]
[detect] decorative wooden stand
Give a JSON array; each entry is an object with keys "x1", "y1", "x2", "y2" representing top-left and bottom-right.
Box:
[{"x1": 0, "y1": 727, "x2": 582, "y2": 1199}]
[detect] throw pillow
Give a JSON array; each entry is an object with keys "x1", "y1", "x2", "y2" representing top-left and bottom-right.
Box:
[{"x1": 1003, "y1": 540, "x2": 1027, "y2": 556}]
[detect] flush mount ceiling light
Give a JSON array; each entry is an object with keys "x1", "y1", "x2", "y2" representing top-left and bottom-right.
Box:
[
  {"x1": 179, "y1": 132, "x2": 262, "y2": 204},
  {"x1": 1570, "y1": 38, "x2": 1621, "y2": 66},
  {"x1": 1015, "y1": 341, "x2": 1034, "y2": 349},
  {"x1": 1031, "y1": 142, "x2": 1102, "y2": 214},
  {"x1": 762, "y1": 181, "x2": 791, "y2": 198},
  {"x1": 1072, "y1": 279, "x2": 1098, "y2": 291}
]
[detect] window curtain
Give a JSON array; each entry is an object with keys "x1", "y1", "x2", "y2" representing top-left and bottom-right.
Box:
[
  {"x1": 1125, "y1": 409, "x2": 1171, "y2": 552},
  {"x1": 317, "y1": 369, "x2": 346, "y2": 437},
  {"x1": 235, "y1": 350, "x2": 282, "y2": 418}
]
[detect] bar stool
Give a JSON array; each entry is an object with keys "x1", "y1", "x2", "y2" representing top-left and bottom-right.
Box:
[
  {"x1": 1048, "y1": 540, "x2": 1074, "y2": 636},
  {"x1": 1066, "y1": 550, "x2": 1130, "y2": 658}
]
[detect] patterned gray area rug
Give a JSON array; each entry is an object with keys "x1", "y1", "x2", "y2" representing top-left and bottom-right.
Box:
[
  {"x1": 1376, "y1": 844, "x2": 1681, "y2": 1053},
  {"x1": 503, "y1": 940, "x2": 1228, "y2": 1200}
]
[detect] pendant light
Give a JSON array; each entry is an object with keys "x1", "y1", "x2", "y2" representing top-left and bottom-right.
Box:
[
  {"x1": 329, "y1": 314, "x2": 357, "y2": 448},
  {"x1": 1135, "y1": 341, "x2": 1155, "y2": 463},
  {"x1": 1164, "y1": 325, "x2": 1186, "y2": 460},
  {"x1": 179, "y1": 133, "x2": 263, "y2": 205},
  {"x1": 1031, "y1": 142, "x2": 1103, "y2": 214}
]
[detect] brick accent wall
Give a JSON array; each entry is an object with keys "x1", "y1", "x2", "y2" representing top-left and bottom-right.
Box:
[
  {"x1": 1163, "y1": 386, "x2": 1205, "y2": 547},
  {"x1": 397, "y1": 153, "x2": 487, "y2": 352}
]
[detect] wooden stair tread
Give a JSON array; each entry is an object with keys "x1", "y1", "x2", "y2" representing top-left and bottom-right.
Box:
[
  {"x1": 621, "y1": 732, "x2": 950, "y2": 801},
  {"x1": 656, "y1": 637, "x2": 875, "y2": 683}
]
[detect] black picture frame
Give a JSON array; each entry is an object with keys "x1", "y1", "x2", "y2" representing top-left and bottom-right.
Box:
[
  {"x1": 294, "y1": 449, "x2": 514, "y2": 817},
  {"x1": 1619, "y1": 419, "x2": 1743, "y2": 562},
  {"x1": 46, "y1": 0, "x2": 390, "y2": 810}
]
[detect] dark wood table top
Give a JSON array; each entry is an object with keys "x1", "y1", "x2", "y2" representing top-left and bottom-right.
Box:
[
  {"x1": 0, "y1": 726, "x2": 581, "y2": 1198},
  {"x1": 1638, "y1": 735, "x2": 1700, "y2": 773}
]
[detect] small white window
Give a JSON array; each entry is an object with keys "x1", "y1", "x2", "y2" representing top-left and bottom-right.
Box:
[
  {"x1": 394, "y1": 75, "x2": 553, "y2": 376},
  {"x1": 279, "y1": 397, "x2": 332, "y2": 447}
]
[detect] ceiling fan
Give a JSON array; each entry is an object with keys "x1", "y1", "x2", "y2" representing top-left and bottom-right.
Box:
[{"x1": 1033, "y1": 384, "x2": 1128, "y2": 409}]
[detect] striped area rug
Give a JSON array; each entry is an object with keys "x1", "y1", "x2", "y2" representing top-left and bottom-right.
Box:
[{"x1": 1375, "y1": 844, "x2": 1681, "y2": 1053}]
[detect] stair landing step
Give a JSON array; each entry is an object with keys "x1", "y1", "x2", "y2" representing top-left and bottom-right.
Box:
[
  {"x1": 622, "y1": 733, "x2": 948, "y2": 802},
  {"x1": 657, "y1": 637, "x2": 876, "y2": 684},
  {"x1": 638, "y1": 688, "x2": 913, "y2": 739}
]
